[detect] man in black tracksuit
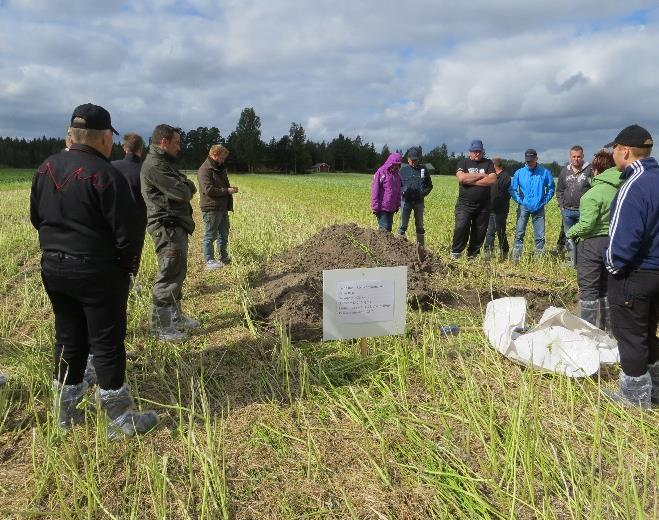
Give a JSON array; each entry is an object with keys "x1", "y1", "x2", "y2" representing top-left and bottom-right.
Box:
[
  {"x1": 451, "y1": 139, "x2": 497, "y2": 259},
  {"x1": 30, "y1": 103, "x2": 156, "y2": 438}
]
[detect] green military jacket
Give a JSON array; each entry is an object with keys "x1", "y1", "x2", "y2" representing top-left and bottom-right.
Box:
[{"x1": 140, "y1": 145, "x2": 197, "y2": 234}]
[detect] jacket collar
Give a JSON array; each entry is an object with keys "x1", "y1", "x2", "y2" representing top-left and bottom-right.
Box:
[
  {"x1": 124, "y1": 152, "x2": 141, "y2": 163},
  {"x1": 68, "y1": 143, "x2": 110, "y2": 163},
  {"x1": 149, "y1": 143, "x2": 176, "y2": 163},
  {"x1": 621, "y1": 157, "x2": 658, "y2": 179}
]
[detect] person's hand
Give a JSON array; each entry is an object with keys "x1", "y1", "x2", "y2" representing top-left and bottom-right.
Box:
[{"x1": 228, "y1": 187, "x2": 239, "y2": 194}]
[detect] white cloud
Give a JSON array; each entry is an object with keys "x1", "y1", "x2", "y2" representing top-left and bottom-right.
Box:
[{"x1": 1, "y1": 1, "x2": 658, "y2": 161}]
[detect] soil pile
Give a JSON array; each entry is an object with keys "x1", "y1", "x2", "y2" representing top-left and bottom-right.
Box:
[{"x1": 249, "y1": 223, "x2": 446, "y2": 340}]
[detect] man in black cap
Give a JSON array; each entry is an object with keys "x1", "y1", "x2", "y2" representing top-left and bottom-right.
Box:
[
  {"x1": 30, "y1": 103, "x2": 157, "y2": 438},
  {"x1": 602, "y1": 124, "x2": 659, "y2": 408},
  {"x1": 141, "y1": 124, "x2": 199, "y2": 342},
  {"x1": 396, "y1": 146, "x2": 433, "y2": 257},
  {"x1": 450, "y1": 139, "x2": 497, "y2": 259}
]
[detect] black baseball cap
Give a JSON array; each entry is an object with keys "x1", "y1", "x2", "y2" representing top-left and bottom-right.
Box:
[
  {"x1": 524, "y1": 148, "x2": 538, "y2": 160},
  {"x1": 70, "y1": 103, "x2": 118, "y2": 135},
  {"x1": 604, "y1": 124, "x2": 653, "y2": 149},
  {"x1": 407, "y1": 146, "x2": 422, "y2": 160}
]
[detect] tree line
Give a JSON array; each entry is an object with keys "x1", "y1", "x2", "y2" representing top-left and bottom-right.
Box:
[{"x1": 0, "y1": 107, "x2": 561, "y2": 175}]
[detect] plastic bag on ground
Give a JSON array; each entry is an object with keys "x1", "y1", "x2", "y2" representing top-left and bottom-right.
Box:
[{"x1": 483, "y1": 297, "x2": 619, "y2": 378}]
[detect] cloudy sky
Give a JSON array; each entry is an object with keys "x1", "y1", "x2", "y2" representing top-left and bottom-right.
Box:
[{"x1": 1, "y1": 0, "x2": 658, "y2": 162}]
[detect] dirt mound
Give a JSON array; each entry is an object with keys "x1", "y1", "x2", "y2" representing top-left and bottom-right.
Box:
[{"x1": 249, "y1": 223, "x2": 446, "y2": 340}]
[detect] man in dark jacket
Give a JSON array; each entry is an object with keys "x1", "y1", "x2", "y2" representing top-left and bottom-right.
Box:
[
  {"x1": 112, "y1": 133, "x2": 147, "y2": 283},
  {"x1": 602, "y1": 124, "x2": 658, "y2": 408},
  {"x1": 451, "y1": 139, "x2": 496, "y2": 259},
  {"x1": 483, "y1": 156, "x2": 511, "y2": 259},
  {"x1": 30, "y1": 103, "x2": 156, "y2": 438},
  {"x1": 197, "y1": 144, "x2": 238, "y2": 270},
  {"x1": 555, "y1": 145, "x2": 592, "y2": 264},
  {"x1": 396, "y1": 146, "x2": 433, "y2": 257},
  {"x1": 141, "y1": 124, "x2": 198, "y2": 342}
]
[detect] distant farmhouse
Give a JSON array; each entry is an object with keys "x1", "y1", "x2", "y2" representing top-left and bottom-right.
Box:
[{"x1": 311, "y1": 163, "x2": 331, "y2": 173}]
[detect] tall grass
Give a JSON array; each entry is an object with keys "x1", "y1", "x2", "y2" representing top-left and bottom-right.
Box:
[{"x1": 0, "y1": 171, "x2": 656, "y2": 518}]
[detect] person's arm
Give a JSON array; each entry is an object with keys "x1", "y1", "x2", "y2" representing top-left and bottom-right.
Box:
[
  {"x1": 605, "y1": 184, "x2": 647, "y2": 275},
  {"x1": 198, "y1": 165, "x2": 225, "y2": 197},
  {"x1": 456, "y1": 171, "x2": 486, "y2": 184},
  {"x1": 565, "y1": 194, "x2": 599, "y2": 240},
  {"x1": 422, "y1": 170, "x2": 433, "y2": 196},
  {"x1": 370, "y1": 173, "x2": 382, "y2": 213},
  {"x1": 144, "y1": 165, "x2": 195, "y2": 203},
  {"x1": 542, "y1": 169, "x2": 555, "y2": 206},
  {"x1": 29, "y1": 167, "x2": 43, "y2": 230},
  {"x1": 473, "y1": 172, "x2": 497, "y2": 186},
  {"x1": 509, "y1": 172, "x2": 522, "y2": 204},
  {"x1": 555, "y1": 171, "x2": 566, "y2": 208}
]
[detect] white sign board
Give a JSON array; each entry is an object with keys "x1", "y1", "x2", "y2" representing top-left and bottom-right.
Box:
[{"x1": 323, "y1": 266, "x2": 407, "y2": 341}]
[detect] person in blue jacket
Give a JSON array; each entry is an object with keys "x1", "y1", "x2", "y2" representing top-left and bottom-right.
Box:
[
  {"x1": 602, "y1": 124, "x2": 658, "y2": 408},
  {"x1": 509, "y1": 149, "x2": 555, "y2": 262}
]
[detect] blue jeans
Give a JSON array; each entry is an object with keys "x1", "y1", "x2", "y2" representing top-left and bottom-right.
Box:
[
  {"x1": 375, "y1": 211, "x2": 394, "y2": 232},
  {"x1": 397, "y1": 200, "x2": 425, "y2": 236},
  {"x1": 512, "y1": 206, "x2": 545, "y2": 259},
  {"x1": 202, "y1": 210, "x2": 230, "y2": 262},
  {"x1": 561, "y1": 208, "x2": 580, "y2": 233}
]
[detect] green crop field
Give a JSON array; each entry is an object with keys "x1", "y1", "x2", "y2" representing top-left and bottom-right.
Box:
[{"x1": 0, "y1": 169, "x2": 657, "y2": 519}]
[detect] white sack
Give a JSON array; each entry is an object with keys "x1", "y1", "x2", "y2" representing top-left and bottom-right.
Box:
[{"x1": 483, "y1": 297, "x2": 619, "y2": 378}]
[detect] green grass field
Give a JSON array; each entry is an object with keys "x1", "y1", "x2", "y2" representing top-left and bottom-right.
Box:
[{"x1": 0, "y1": 169, "x2": 657, "y2": 519}]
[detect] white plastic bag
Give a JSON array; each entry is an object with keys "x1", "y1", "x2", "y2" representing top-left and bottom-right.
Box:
[{"x1": 483, "y1": 297, "x2": 619, "y2": 378}]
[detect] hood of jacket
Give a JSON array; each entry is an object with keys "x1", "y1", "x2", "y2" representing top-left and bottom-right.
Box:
[{"x1": 591, "y1": 167, "x2": 623, "y2": 189}]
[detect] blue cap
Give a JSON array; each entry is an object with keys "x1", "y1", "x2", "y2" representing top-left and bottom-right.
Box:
[{"x1": 469, "y1": 139, "x2": 484, "y2": 152}]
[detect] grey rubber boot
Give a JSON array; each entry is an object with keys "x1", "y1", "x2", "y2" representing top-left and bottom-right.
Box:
[
  {"x1": 597, "y1": 297, "x2": 611, "y2": 333},
  {"x1": 53, "y1": 380, "x2": 88, "y2": 428},
  {"x1": 151, "y1": 305, "x2": 188, "y2": 342},
  {"x1": 171, "y1": 302, "x2": 201, "y2": 330},
  {"x1": 649, "y1": 361, "x2": 659, "y2": 405},
  {"x1": 98, "y1": 384, "x2": 159, "y2": 440},
  {"x1": 0, "y1": 373, "x2": 7, "y2": 388},
  {"x1": 83, "y1": 355, "x2": 97, "y2": 387},
  {"x1": 579, "y1": 299, "x2": 599, "y2": 327},
  {"x1": 416, "y1": 233, "x2": 426, "y2": 261},
  {"x1": 603, "y1": 371, "x2": 652, "y2": 409}
]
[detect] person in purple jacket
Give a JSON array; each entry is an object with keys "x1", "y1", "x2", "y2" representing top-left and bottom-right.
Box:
[{"x1": 370, "y1": 152, "x2": 402, "y2": 232}]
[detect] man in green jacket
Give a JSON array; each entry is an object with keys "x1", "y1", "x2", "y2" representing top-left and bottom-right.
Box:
[
  {"x1": 141, "y1": 124, "x2": 199, "y2": 342},
  {"x1": 566, "y1": 150, "x2": 621, "y2": 329}
]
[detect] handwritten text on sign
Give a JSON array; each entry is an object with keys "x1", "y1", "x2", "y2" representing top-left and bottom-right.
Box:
[{"x1": 336, "y1": 280, "x2": 395, "y2": 323}]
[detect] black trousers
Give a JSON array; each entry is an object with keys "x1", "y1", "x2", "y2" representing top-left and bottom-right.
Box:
[
  {"x1": 608, "y1": 269, "x2": 659, "y2": 377},
  {"x1": 451, "y1": 200, "x2": 490, "y2": 257},
  {"x1": 41, "y1": 253, "x2": 130, "y2": 389},
  {"x1": 576, "y1": 236, "x2": 608, "y2": 301},
  {"x1": 484, "y1": 207, "x2": 510, "y2": 256}
]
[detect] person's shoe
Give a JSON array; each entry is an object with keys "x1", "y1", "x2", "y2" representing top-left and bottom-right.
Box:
[
  {"x1": 578, "y1": 299, "x2": 599, "y2": 327},
  {"x1": 154, "y1": 327, "x2": 188, "y2": 342},
  {"x1": 603, "y1": 371, "x2": 652, "y2": 409},
  {"x1": 450, "y1": 252, "x2": 461, "y2": 260},
  {"x1": 205, "y1": 260, "x2": 223, "y2": 271},
  {"x1": 220, "y1": 256, "x2": 232, "y2": 265},
  {"x1": 53, "y1": 380, "x2": 88, "y2": 429},
  {"x1": 151, "y1": 305, "x2": 188, "y2": 342},
  {"x1": 83, "y1": 355, "x2": 97, "y2": 387},
  {"x1": 483, "y1": 248, "x2": 492, "y2": 261},
  {"x1": 648, "y1": 362, "x2": 659, "y2": 405},
  {"x1": 0, "y1": 373, "x2": 7, "y2": 388},
  {"x1": 98, "y1": 384, "x2": 158, "y2": 440},
  {"x1": 395, "y1": 232, "x2": 406, "y2": 240},
  {"x1": 172, "y1": 306, "x2": 200, "y2": 330}
]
